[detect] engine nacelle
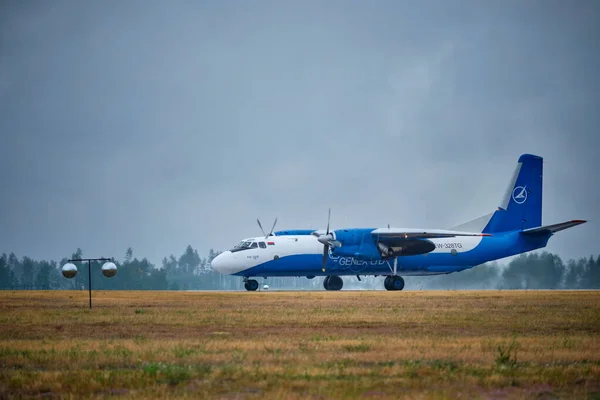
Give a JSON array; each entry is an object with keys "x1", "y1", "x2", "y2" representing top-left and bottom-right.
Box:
[
  {"x1": 330, "y1": 229, "x2": 363, "y2": 247},
  {"x1": 377, "y1": 242, "x2": 393, "y2": 257},
  {"x1": 331, "y1": 245, "x2": 361, "y2": 258},
  {"x1": 331, "y1": 247, "x2": 381, "y2": 260},
  {"x1": 329, "y1": 229, "x2": 383, "y2": 260}
]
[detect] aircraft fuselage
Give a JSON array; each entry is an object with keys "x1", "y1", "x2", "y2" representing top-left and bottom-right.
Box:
[{"x1": 211, "y1": 230, "x2": 550, "y2": 278}]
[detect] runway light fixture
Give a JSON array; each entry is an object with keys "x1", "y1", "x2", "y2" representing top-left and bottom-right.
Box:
[{"x1": 61, "y1": 257, "x2": 117, "y2": 309}]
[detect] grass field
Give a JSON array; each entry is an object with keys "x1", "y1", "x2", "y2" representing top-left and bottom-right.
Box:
[{"x1": 0, "y1": 290, "x2": 599, "y2": 399}]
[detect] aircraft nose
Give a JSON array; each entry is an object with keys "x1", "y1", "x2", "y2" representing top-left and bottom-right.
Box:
[{"x1": 210, "y1": 251, "x2": 230, "y2": 273}]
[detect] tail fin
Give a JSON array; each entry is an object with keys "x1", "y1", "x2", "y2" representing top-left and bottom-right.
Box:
[{"x1": 481, "y1": 154, "x2": 543, "y2": 233}]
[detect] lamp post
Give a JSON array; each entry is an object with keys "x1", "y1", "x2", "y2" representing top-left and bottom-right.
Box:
[{"x1": 62, "y1": 258, "x2": 117, "y2": 309}]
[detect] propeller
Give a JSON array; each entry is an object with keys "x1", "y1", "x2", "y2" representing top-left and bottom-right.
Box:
[
  {"x1": 257, "y1": 217, "x2": 278, "y2": 239},
  {"x1": 319, "y1": 209, "x2": 331, "y2": 271},
  {"x1": 257, "y1": 219, "x2": 266, "y2": 237},
  {"x1": 267, "y1": 217, "x2": 278, "y2": 238},
  {"x1": 316, "y1": 208, "x2": 341, "y2": 272}
]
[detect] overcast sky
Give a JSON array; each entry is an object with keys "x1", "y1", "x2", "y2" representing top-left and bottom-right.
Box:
[{"x1": 1, "y1": 0, "x2": 598, "y2": 266}]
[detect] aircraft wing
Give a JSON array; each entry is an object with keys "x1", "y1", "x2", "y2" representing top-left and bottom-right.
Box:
[
  {"x1": 521, "y1": 220, "x2": 587, "y2": 236},
  {"x1": 370, "y1": 228, "x2": 491, "y2": 239},
  {"x1": 370, "y1": 228, "x2": 490, "y2": 256}
]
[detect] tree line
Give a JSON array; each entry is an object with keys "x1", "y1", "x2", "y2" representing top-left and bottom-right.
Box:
[
  {"x1": 407, "y1": 252, "x2": 600, "y2": 290},
  {"x1": 0, "y1": 247, "x2": 598, "y2": 290}
]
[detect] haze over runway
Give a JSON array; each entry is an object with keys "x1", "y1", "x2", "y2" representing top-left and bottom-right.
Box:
[{"x1": 1, "y1": 1, "x2": 598, "y2": 264}]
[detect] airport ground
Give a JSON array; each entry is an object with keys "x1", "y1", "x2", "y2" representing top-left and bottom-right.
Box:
[{"x1": 0, "y1": 290, "x2": 599, "y2": 399}]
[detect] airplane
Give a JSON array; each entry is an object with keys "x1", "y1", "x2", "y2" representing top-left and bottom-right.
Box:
[{"x1": 210, "y1": 154, "x2": 587, "y2": 291}]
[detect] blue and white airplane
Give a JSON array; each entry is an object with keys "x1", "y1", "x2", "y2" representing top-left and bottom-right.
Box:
[{"x1": 211, "y1": 154, "x2": 586, "y2": 291}]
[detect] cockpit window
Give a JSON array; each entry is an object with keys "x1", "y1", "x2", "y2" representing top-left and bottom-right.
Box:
[
  {"x1": 231, "y1": 241, "x2": 254, "y2": 252},
  {"x1": 251, "y1": 242, "x2": 257, "y2": 248},
  {"x1": 259, "y1": 242, "x2": 266, "y2": 249}
]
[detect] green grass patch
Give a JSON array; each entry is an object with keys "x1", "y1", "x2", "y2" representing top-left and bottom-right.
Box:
[{"x1": 0, "y1": 290, "x2": 598, "y2": 398}]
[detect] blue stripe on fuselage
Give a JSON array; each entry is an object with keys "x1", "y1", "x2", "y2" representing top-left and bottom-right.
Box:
[{"x1": 233, "y1": 230, "x2": 551, "y2": 277}]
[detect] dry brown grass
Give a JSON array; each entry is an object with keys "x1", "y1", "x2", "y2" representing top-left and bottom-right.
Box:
[{"x1": 0, "y1": 290, "x2": 599, "y2": 399}]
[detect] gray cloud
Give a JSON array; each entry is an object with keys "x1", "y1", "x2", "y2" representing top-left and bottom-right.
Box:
[{"x1": 1, "y1": 0, "x2": 598, "y2": 265}]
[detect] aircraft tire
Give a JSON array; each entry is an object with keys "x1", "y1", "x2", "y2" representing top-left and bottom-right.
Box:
[
  {"x1": 384, "y1": 276, "x2": 393, "y2": 291},
  {"x1": 384, "y1": 276, "x2": 404, "y2": 291},
  {"x1": 324, "y1": 275, "x2": 343, "y2": 291},
  {"x1": 246, "y1": 279, "x2": 259, "y2": 291},
  {"x1": 392, "y1": 276, "x2": 405, "y2": 291}
]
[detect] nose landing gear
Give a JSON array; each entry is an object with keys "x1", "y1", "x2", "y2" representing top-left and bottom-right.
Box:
[{"x1": 244, "y1": 278, "x2": 259, "y2": 291}]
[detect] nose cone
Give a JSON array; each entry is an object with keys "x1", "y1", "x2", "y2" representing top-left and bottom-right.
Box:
[{"x1": 210, "y1": 251, "x2": 230, "y2": 274}]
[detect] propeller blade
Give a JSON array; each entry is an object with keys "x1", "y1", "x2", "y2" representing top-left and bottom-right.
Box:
[
  {"x1": 266, "y1": 217, "x2": 278, "y2": 238},
  {"x1": 322, "y1": 209, "x2": 332, "y2": 271},
  {"x1": 257, "y1": 219, "x2": 266, "y2": 237},
  {"x1": 322, "y1": 243, "x2": 329, "y2": 272}
]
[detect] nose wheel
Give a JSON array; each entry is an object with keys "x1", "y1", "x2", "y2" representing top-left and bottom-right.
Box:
[
  {"x1": 244, "y1": 279, "x2": 259, "y2": 291},
  {"x1": 384, "y1": 276, "x2": 405, "y2": 291}
]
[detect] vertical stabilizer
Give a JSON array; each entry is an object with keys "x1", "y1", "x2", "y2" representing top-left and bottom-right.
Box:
[{"x1": 482, "y1": 154, "x2": 543, "y2": 233}]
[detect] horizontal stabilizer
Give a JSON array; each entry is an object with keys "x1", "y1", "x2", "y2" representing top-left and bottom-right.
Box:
[{"x1": 521, "y1": 220, "x2": 587, "y2": 236}]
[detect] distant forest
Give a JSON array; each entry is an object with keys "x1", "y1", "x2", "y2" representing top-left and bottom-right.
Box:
[{"x1": 0, "y1": 246, "x2": 599, "y2": 291}]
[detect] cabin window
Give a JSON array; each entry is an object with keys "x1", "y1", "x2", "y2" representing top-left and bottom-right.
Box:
[{"x1": 259, "y1": 242, "x2": 266, "y2": 249}]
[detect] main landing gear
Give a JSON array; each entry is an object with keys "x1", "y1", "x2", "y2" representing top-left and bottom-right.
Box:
[
  {"x1": 323, "y1": 275, "x2": 343, "y2": 291},
  {"x1": 383, "y1": 256, "x2": 404, "y2": 291},
  {"x1": 244, "y1": 278, "x2": 259, "y2": 291},
  {"x1": 384, "y1": 276, "x2": 405, "y2": 291}
]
